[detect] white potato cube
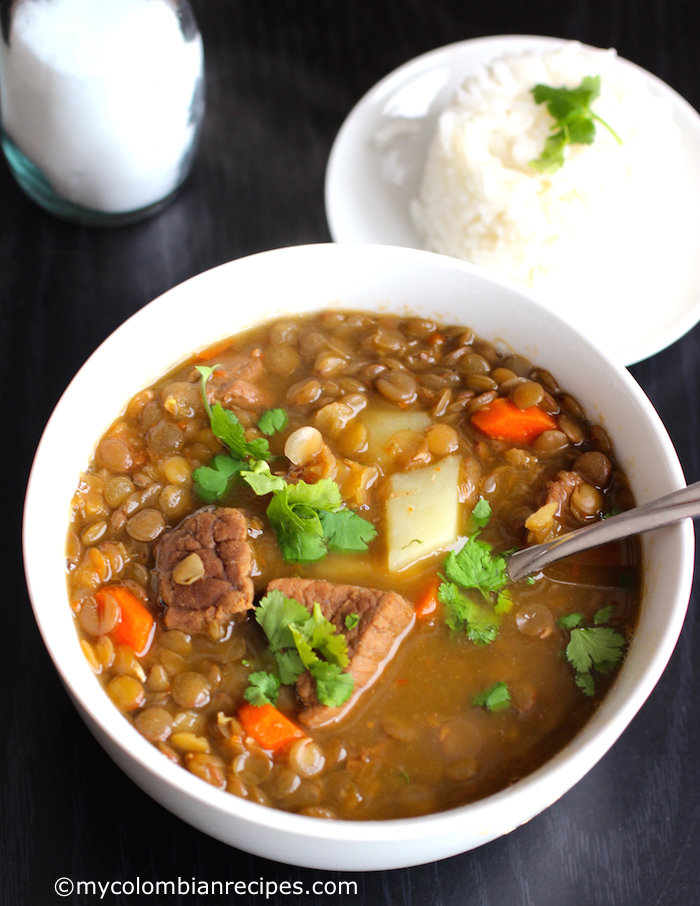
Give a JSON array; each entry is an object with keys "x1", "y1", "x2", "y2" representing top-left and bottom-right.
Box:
[
  {"x1": 386, "y1": 455, "x2": 462, "y2": 572},
  {"x1": 360, "y1": 407, "x2": 431, "y2": 466}
]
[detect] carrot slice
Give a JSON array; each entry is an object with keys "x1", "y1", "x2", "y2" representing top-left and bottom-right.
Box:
[
  {"x1": 471, "y1": 397, "x2": 557, "y2": 443},
  {"x1": 194, "y1": 339, "x2": 231, "y2": 361},
  {"x1": 95, "y1": 585, "x2": 155, "y2": 657},
  {"x1": 238, "y1": 703, "x2": 305, "y2": 753},
  {"x1": 414, "y1": 576, "x2": 440, "y2": 621}
]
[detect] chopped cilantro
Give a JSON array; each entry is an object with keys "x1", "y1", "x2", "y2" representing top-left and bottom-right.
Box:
[
  {"x1": 246, "y1": 472, "x2": 377, "y2": 563},
  {"x1": 473, "y1": 681, "x2": 511, "y2": 712},
  {"x1": 258, "y1": 408, "x2": 288, "y2": 436},
  {"x1": 192, "y1": 455, "x2": 247, "y2": 503},
  {"x1": 443, "y1": 535, "x2": 508, "y2": 601},
  {"x1": 495, "y1": 589, "x2": 514, "y2": 615},
  {"x1": 566, "y1": 627, "x2": 625, "y2": 675},
  {"x1": 471, "y1": 497, "x2": 492, "y2": 528},
  {"x1": 210, "y1": 402, "x2": 271, "y2": 461},
  {"x1": 593, "y1": 605, "x2": 614, "y2": 625},
  {"x1": 194, "y1": 366, "x2": 377, "y2": 562},
  {"x1": 249, "y1": 591, "x2": 354, "y2": 708},
  {"x1": 345, "y1": 613, "x2": 360, "y2": 631},
  {"x1": 438, "y1": 581, "x2": 500, "y2": 645},
  {"x1": 558, "y1": 609, "x2": 626, "y2": 696},
  {"x1": 239, "y1": 459, "x2": 287, "y2": 496},
  {"x1": 557, "y1": 612, "x2": 584, "y2": 630},
  {"x1": 530, "y1": 75, "x2": 622, "y2": 174},
  {"x1": 244, "y1": 671, "x2": 281, "y2": 707},
  {"x1": 575, "y1": 672, "x2": 596, "y2": 697},
  {"x1": 319, "y1": 508, "x2": 378, "y2": 553},
  {"x1": 436, "y1": 523, "x2": 509, "y2": 644}
]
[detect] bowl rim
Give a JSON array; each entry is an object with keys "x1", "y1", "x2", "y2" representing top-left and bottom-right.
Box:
[{"x1": 23, "y1": 242, "x2": 695, "y2": 857}]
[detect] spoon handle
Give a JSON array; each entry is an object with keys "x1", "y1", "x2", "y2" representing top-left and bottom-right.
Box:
[{"x1": 506, "y1": 478, "x2": 700, "y2": 583}]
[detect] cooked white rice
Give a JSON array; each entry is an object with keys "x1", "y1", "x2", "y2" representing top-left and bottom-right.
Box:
[{"x1": 411, "y1": 43, "x2": 685, "y2": 330}]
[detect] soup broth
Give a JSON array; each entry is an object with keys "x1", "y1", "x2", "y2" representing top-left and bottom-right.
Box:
[{"x1": 66, "y1": 310, "x2": 640, "y2": 819}]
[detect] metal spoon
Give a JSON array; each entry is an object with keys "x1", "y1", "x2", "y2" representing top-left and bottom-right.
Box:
[{"x1": 506, "y1": 479, "x2": 700, "y2": 583}]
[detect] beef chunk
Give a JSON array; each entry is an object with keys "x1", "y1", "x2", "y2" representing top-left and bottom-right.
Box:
[
  {"x1": 267, "y1": 577, "x2": 414, "y2": 727},
  {"x1": 544, "y1": 470, "x2": 584, "y2": 514},
  {"x1": 205, "y1": 350, "x2": 271, "y2": 411},
  {"x1": 156, "y1": 508, "x2": 255, "y2": 633}
]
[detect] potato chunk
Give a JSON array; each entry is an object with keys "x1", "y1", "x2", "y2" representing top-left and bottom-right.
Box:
[
  {"x1": 360, "y1": 407, "x2": 431, "y2": 466},
  {"x1": 386, "y1": 455, "x2": 462, "y2": 572}
]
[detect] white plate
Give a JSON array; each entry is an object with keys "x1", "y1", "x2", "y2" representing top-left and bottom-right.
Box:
[{"x1": 325, "y1": 35, "x2": 700, "y2": 365}]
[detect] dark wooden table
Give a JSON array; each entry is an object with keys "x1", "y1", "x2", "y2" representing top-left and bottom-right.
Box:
[{"x1": 4, "y1": 2, "x2": 700, "y2": 904}]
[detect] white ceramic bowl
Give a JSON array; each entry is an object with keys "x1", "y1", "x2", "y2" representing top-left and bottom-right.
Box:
[{"x1": 24, "y1": 243, "x2": 694, "y2": 871}]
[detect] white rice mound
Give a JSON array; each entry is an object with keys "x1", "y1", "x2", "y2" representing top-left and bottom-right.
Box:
[{"x1": 411, "y1": 43, "x2": 685, "y2": 320}]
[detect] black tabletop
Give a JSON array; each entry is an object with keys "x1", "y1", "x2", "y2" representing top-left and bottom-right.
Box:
[{"x1": 4, "y1": 2, "x2": 700, "y2": 904}]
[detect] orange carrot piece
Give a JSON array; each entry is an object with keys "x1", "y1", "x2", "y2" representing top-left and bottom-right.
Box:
[
  {"x1": 238, "y1": 703, "x2": 305, "y2": 753},
  {"x1": 414, "y1": 576, "x2": 440, "y2": 621},
  {"x1": 95, "y1": 585, "x2": 155, "y2": 657},
  {"x1": 470, "y1": 397, "x2": 557, "y2": 443},
  {"x1": 194, "y1": 339, "x2": 231, "y2": 361}
]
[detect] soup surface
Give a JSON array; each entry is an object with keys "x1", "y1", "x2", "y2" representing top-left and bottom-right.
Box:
[{"x1": 66, "y1": 310, "x2": 640, "y2": 820}]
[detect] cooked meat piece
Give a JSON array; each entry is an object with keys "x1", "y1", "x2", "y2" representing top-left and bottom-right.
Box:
[
  {"x1": 156, "y1": 508, "x2": 255, "y2": 632},
  {"x1": 205, "y1": 350, "x2": 271, "y2": 411},
  {"x1": 267, "y1": 577, "x2": 414, "y2": 728},
  {"x1": 544, "y1": 470, "x2": 583, "y2": 514}
]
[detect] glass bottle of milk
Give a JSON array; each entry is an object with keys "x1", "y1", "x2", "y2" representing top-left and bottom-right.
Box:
[{"x1": 0, "y1": 0, "x2": 204, "y2": 225}]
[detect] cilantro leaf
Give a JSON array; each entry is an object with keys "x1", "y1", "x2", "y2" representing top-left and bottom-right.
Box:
[
  {"x1": 594, "y1": 605, "x2": 614, "y2": 625},
  {"x1": 273, "y1": 649, "x2": 305, "y2": 685},
  {"x1": 259, "y1": 477, "x2": 375, "y2": 563},
  {"x1": 192, "y1": 455, "x2": 247, "y2": 503},
  {"x1": 345, "y1": 613, "x2": 360, "y2": 631},
  {"x1": 257, "y1": 408, "x2": 288, "y2": 436},
  {"x1": 210, "y1": 402, "x2": 272, "y2": 461},
  {"x1": 495, "y1": 589, "x2": 513, "y2": 615},
  {"x1": 240, "y1": 460, "x2": 287, "y2": 496},
  {"x1": 471, "y1": 497, "x2": 492, "y2": 528},
  {"x1": 438, "y1": 582, "x2": 500, "y2": 645},
  {"x1": 558, "y1": 612, "x2": 584, "y2": 630},
  {"x1": 319, "y1": 508, "x2": 377, "y2": 553},
  {"x1": 244, "y1": 671, "x2": 280, "y2": 707},
  {"x1": 444, "y1": 535, "x2": 508, "y2": 600},
  {"x1": 249, "y1": 591, "x2": 354, "y2": 709},
  {"x1": 195, "y1": 364, "x2": 220, "y2": 420},
  {"x1": 530, "y1": 75, "x2": 622, "y2": 174},
  {"x1": 473, "y1": 681, "x2": 511, "y2": 712},
  {"x1": 312, "y1": 661, "x2": 354, "y2": 707},
  {"x1": 255, "y1": 589, "x2": 311, "y2": 652},
  {"x1": 566, "y1": 626, "x2": 625, "y2": 674},
  {"x1": 575, "y1": 672, "x2": 596, "y2": 697}
]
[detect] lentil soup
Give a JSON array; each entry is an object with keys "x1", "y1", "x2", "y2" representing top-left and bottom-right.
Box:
[{"x1": 66, "y1": 310, "x2": 640, "y2": 820}]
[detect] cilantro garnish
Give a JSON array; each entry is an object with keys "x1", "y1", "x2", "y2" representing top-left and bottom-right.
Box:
[
  {"x1": 258, "y1": 408, "x2": 288, "y2": 436},
  {"x1": 530, "y1": 75, "x2": 622, "y2": 174},
  {"x1": 345, "y1": 613, "x2": 360, "y2": 631},
  {"x1": 437, "y1": 581, "x2": 500, "y2": 645},
  {"x1": 436, "y1": 501, "x2": 510, "y2": 644},
  {"x1": 242, "y1": 463, "x2": 377, "y2": 563},
  {"x1": 593, "y1": 605, "x2": 614, "y2": 625},
  {"x1": 191, "y1": 455, "x2": 248, "y2": 504},
  {"x1": 473, "y1": 681, "x2": 511, "y2": 712},
  {"x1": 192, "y1": 368, "x2": 376, "y2": 561},
  {"x1": 443, "y1": 535, "x2": 509, "y2": 601},
  {"x1": 558, "y1": 609, "x2": 626, "y2": 696},
  {"x1": 244, "y1": 671, "x2": 281, "y2": 707},
  {"x1": 471, "y1": 497, "x2": 492, "y2": 529},
  {"x1": 557, "y1": 612, "x2": 584, "y2": 630},
  {"x1": 192, "y1": 365, "x2": 272, "y2": 500},
  {"x1": 248, "y1": 590, "x2": 354, "y2": 708},
  {"x1": 566, "y1": 626, "x2": 625, "y2": 675}
]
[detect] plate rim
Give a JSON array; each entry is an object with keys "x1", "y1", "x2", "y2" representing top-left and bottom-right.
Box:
[{"x1": 325, "y1": 34, "x2": 700, "y2": 365}]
